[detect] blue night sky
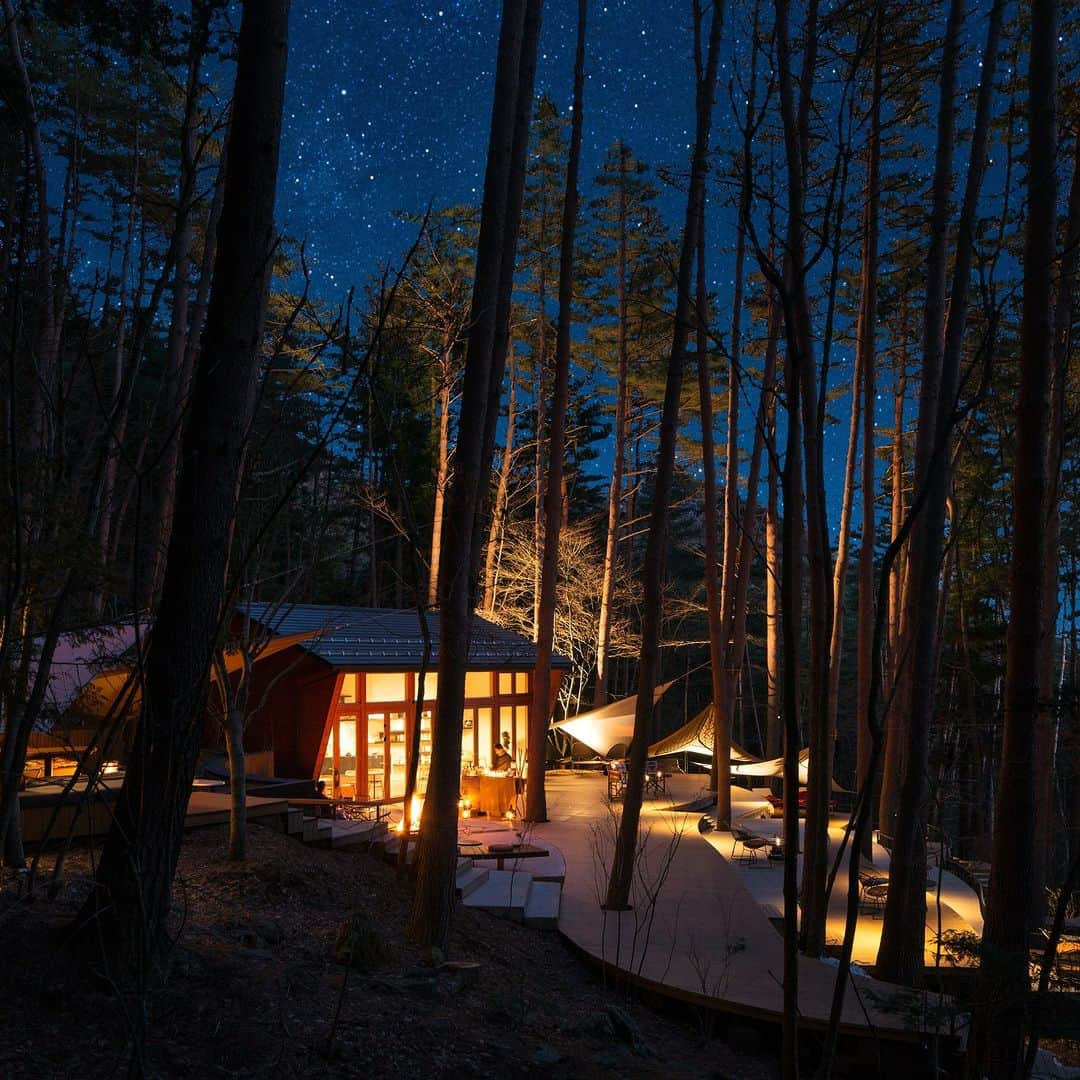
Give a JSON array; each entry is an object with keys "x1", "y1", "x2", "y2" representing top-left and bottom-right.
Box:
[
  {"x1": 280, "y1": 1, "x2": 711, "y2": 291},
  {"x1": 273, "y1": 1, "x2": 999, "y2": 527}
]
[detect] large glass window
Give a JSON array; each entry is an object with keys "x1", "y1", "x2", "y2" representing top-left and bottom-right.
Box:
[
  {"x1": 464, "y1": 671, "x2": 492, "y2": 699},
  {"x1": 417, "y1": 709, "x2": 432, "y2": 794},
  {"x1": 339, "y1": 673, "x2": 358, "y2": 704},
  {"x1": 415, "y1": 670, "x2": 437, "y2": 702},
  {"x1": 461, "y1": 711, "x2": 475, "y2": 770},
  {"x1": 366, "y1": 672, "x2": 407, "y2": 702},
  {"x1": 366, "y1": 714, "x2": 385, "y2": 800},
  {"x1": 498, "y1": 672, "x2": 514, "y2": 695},
  {"x1": 515, "y1": 705, "x2": 529, "y2": 765},
  {"x1": 319, "y1": 727, "x2": 335, "y2": 790},
  {"x1": 388, "y1": 711, "x2": 407, "y2": 797},
  {"x1": 320, "y1": 715, "x2": 359, "y2": 798},
  {"x1": 476, "y1": 707, "x2": 493, "y2": 769},
  {"x1": 338, "y1": 717, "x2": 357, "y2": 798}
]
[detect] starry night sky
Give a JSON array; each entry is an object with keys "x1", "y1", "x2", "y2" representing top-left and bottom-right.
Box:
[
  {"x1": 273, "y1": 0, "x2": 961, "y2": 516},
  {"x1": 280, "y1": 1, "x2": 713, "y2": 292}
]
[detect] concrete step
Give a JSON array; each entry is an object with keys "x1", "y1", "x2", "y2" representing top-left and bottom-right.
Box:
[
  {"x1": 460, "y1": 869, "x2": 531, "y2": 921},
  {"x1": 329, "y1": 819, "x2": 387, "y2": 848},
  {"x1": 455, "y1": 865, "x2": 490, "y2": 899},
  {"x1": 523, "y1": 880, "x2": 561, "y2": 929},
  {"x1": 301, "y1": 815, "x2": 333, "y2": 844},
  {"x1": 286, "y1": 807, "x2": 305, "y2": 835},
  {"x1": 456, "y1": 856, "x2": 474, "y2": 875},
  {"x1": 381, "y1": 834, "x2": 416, "y2": 864}
]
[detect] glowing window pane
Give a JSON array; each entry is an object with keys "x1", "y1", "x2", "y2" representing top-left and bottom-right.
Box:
[
  {"x1": 339, "y1": 673, "x2": 358, "y2": 703},
  {"x1": 465, "y1": 671, "x2": 491, "y2": 699},
  {"x1": 366, "y1": 672, "x2": 407, "y2": 702}
]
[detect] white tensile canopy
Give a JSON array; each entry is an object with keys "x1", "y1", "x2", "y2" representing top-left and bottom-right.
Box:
[{"x1": 551, "y1": 681, "x2": 677, "y2": 757}]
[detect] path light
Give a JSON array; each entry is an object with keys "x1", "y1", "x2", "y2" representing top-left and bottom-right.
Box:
[{"x1": 504, "y1": 806, "x2": 516, "y2": 823}]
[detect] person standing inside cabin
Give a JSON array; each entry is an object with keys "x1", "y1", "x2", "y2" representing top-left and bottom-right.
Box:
[{"x1": 491, "y1": 742, "x2": 512, "y2": 772}]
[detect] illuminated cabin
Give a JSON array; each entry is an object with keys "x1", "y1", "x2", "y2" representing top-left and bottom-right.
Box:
[{"x1": 229, "y1": 604, "x2": 571, "y2": 801}]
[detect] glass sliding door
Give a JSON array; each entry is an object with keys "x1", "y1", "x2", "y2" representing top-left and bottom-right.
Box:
[
  {"x1": 417, "y1": 709, "x2": 432, "y2": 794},
  {"x1": 367, "y1": 713, "x2": 386, "y2": 800},
  {"x1": 321, "y1": 715, "x2": 359, "y2": 798},
  {"x1": 338, "y1": 716, "x2": 357, "y2": 798},
  {"x1": 388, "y1": 711, "x2": 407, "y2": 797}
]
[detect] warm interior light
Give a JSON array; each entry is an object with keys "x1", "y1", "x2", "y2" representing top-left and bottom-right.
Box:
[{"x1": 504, "y1": 807, "x2": 515, "y2": 821}]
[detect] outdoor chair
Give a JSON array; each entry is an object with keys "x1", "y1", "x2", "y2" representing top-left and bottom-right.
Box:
[
  {"x1": 858, "y1": 873, "x2": 889, "y2": 917},
  {"x1": 643, "y1": 760, "x2": 667, "y2": 798},
  {"x1": 606, "y1": 763, "x2": 627, "y2": 802},
  {"x1": 731, "y1": 825, "x2": 770, "y2": 866}
]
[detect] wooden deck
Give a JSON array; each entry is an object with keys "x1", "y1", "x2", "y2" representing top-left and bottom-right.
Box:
[
  {"x1": 19, "y1": 782, "x2": 290, "y2": 845},
  {"x1": 184, "y1": 791, "x2": 290, "y2": 828},
  {"x1": 531, "y1": 772, "x2": 958, "y2": 1042}
]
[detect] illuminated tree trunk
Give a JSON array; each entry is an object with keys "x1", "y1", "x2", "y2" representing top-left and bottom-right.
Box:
[
  {"x1": 482, "y1": 345, "x2": 517, "y2": 613},
  {"x1": 527, "y1": 0, "x2": 587, "y2": 823},
  {"x1": 593, "y1": 145, "x2": 631, "y2": 708},
  {"x1": 698, "y1": 209, "x2": 726, "y2": 814},
  {"x1": 604, "y1": 0, "x2": 723, "y2": 910},
  {"x1": 774, "y1": 0, "x2": 832, "y2": 959},
  {"x1": 765, "y1": 334, "x2": 782, "y2": 777},
  {"x1": 711, "y1": 0, "x2": 759, "y2": 817},
  {"x1": 409, "y1": 0, "x2": 541, "y2": 951},
  {"x1": 855, "y1": 22, "x2": 882, "y2": 860},
  {"x1": 879, "y1": 349, "x2": 906, "y2": 833},
  {"x1": 827, "y1": 349, "x2": 861, "y2": 753},
  {"x1": 427, "y1": 350, "x2": 452, "y2": 606},
  {"x1": 878, "y1": 0, "x2": 1002, "y2": 984}
]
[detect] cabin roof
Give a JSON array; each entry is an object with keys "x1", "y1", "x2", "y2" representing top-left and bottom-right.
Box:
[{"x1": 242, "y1": 603, "x2": 572, "y2": 672}]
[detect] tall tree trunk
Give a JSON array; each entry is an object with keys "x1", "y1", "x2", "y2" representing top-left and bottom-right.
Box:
[
  {"x1": 145, "y1": 3, "x2": 214, "y2": 606},
  {"x1": 482, "y1": 345, "x2": 517, "y2": 612},
  {"x1": 80, "y1": 0, "x2": 290, "y2": 974},
  {"x1": 975, "y1": 3, "x2": 1056, "y2": 1071},
  {"x1": 532, "y1": 249, "x2": 548, "y2": 640},
  {"x1": 427, "y1": 352, "x2": 452, "y2": 606},
  {"x1": 855, "y1": 18, "x2": 882, "y2": 860},
  {"x1": 604, "y1": 0, "x2": 723, "y2": 911},
  {"x1": 93, "y1": 145, "x2": 140, "y2": 616},
  {"x1": 765, "y1": 333, "x2": 782, "y2": 778},
  {"x1": 778, "y1": 259, "x2": 805, "y2": 1080},
  {"x1": 1032, "y1": 132, "x2": 1080, "y2": 914},
  {"x1": 711, "y1": 0, "x2": 760, "y2": 816},
  {"x1": 879, "y1": 341, "x2": 907, "y2": 830},
  {"x1": 878, "y1": 0, "x2": 1002, "y2": 984},
  {"x1": 2, "y1": 0, "x2": 58, "y2": 452},
  {"x1": 698, "y1": 205, "x2": 726, "y2": 815},
  {"x1": 593, "y1": 143, "x2": 631, "y2": 707},
  {"x1": 527, "y1": 0, "x2": 587, "y2": 824},
  {"x1": 774, "y1": 0, "x2": 832, "y2": 959},
  {"x1": 826, "y1": 348, "x2": 862, "y2": 758},
  {"x1": 408, "y1": 0, "x2": 541, "y2": 951}
]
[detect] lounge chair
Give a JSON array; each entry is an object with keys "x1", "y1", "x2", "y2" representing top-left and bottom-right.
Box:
[{"x1": 731, "y1": 825, "x2": 770, "y2": 866}]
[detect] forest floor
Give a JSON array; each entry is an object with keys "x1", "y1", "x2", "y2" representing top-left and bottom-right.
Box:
[{"x1": 0, "y1": 821, "x2": 780, "y2": 1079}]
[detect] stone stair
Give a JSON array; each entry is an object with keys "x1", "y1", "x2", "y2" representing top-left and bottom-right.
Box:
[
  {"x1": 453, "y1": 858, "x2": 562, "y2": 928},
  {"x1": 274, "y1": 805, "x2": 389, "y2": 850}
]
